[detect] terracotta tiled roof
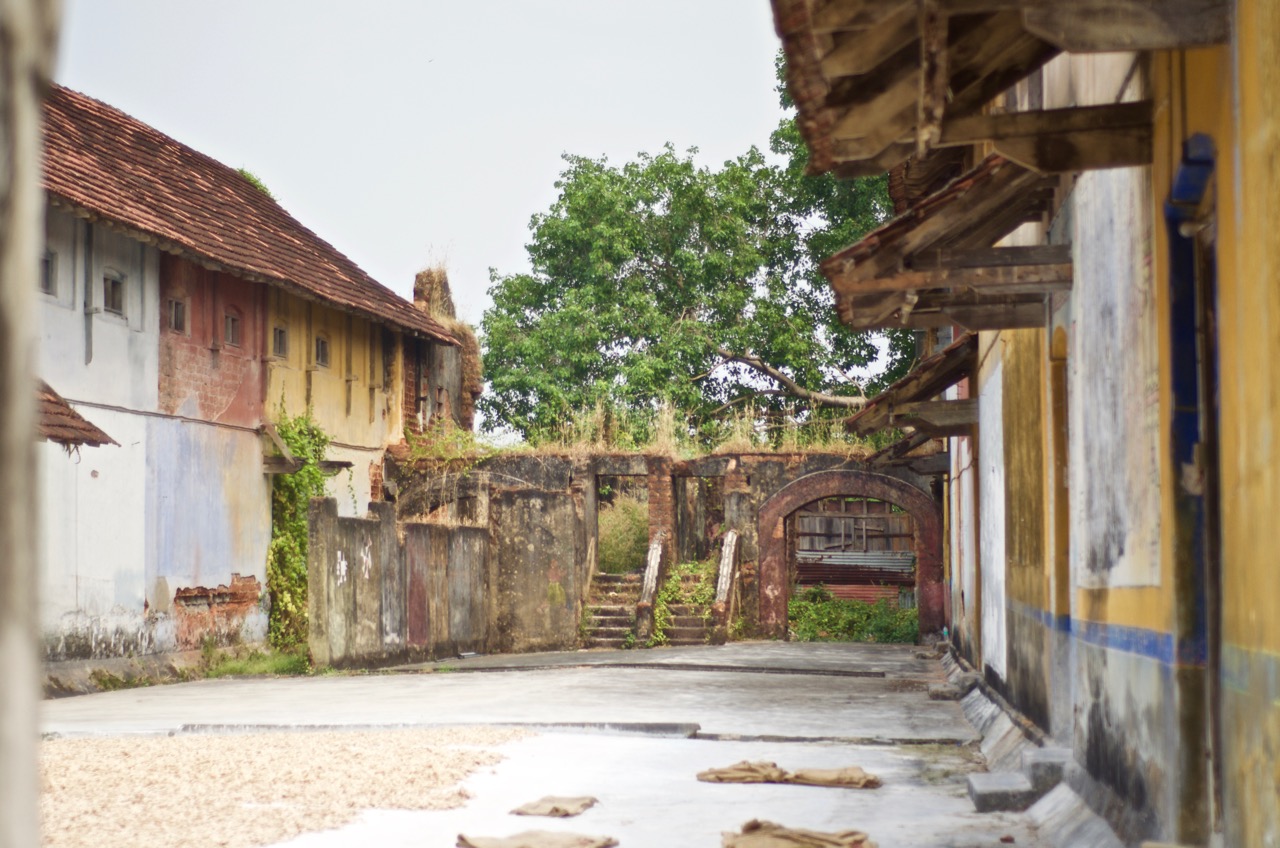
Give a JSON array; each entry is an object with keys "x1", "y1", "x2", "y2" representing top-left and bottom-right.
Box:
[
  {"x1": 37, "y1": 381, "x2": 116, "y2": 448},
  {"x1": 42, "y1": 85, "x2": 456, "y2": 345}
]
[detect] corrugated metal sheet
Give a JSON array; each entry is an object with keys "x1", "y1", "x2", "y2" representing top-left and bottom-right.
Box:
[{"x1": 796, "y1": 550, "x2": 916, "y2": 572}]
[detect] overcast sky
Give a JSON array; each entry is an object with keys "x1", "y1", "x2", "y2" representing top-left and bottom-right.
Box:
[{"x1": 56, "y1": 1, "x2": 786, "y2": 326}]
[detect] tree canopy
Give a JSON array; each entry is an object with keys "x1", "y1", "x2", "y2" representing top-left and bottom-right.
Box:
[{"x1": 479, "y1": 63, "x2": 912, "y2": 443}]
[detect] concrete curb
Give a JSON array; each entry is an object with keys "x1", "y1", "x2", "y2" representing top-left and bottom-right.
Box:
[
  {"x1": 42, "y1": 650, "x2": 206, "y2": 698},
  {"x1": 942, "y1": 646, "x2": 1125, "y2": 848}
]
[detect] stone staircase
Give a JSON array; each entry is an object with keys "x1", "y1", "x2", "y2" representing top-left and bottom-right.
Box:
[
  {"x1": 658, "y1": 571, "x2": 714, "y2": 647},
  {"x1": 582, "y1": 573, "x2": 641, "y2": 649}
]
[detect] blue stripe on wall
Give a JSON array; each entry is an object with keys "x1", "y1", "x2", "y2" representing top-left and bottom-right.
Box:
[{"x1": 1006, "y1": 598, "x2": 1206, "y2": 667}]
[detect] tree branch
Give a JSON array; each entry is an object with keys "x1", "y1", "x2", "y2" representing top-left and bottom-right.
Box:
[{"x1": 716, "y1": 348, "x2": 867, "y2": 410}]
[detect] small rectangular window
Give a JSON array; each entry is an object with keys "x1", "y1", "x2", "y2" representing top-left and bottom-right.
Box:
[
  {"x1": 224, "y1": 312, "x2": 242, "y2": 347},
  {"x1": 167, "y1": 299, "x2": 186, "y2": 333},
  {"x1": 272, "y1": 326, "x2": 288, "y2": 358},
  {"x1": 40, "y1": 252, "x2": 55, "y2": 296},
  {"x1": 103, "y1": 274, "x2": 125, "y2": 315},
  {"x1": 314, "y1": 335, "x2": 330, "y2": 368}
]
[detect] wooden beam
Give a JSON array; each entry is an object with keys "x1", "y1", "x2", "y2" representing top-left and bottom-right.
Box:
[
  {"x1": 903, "y1": 452, "x2": 953, "y2": 475},
  {"x1": 993, "y1": 124, "x2": 1152, "y2": 173},
  {"x1": 1022, "y1": 0, "x2": 1229, "y2": 52},
  {"x1": 812, "y1": 0, "x2": 911, "y2": 33},
  {"x1": 846, "y1": 262, "x2": 1073, "y2": 295},
  {"x1": 938, "y1": 100, "x2": 1153, "y2": 146},
  {"x1": 948, "y1": 301, "x2": 1045, "y2": 330},
  {"x1": 910, "y1": 244, "x2": 1071, "y2": 269},
  {"x1": 826, "y1": 163, "x2": 1046, "y2": 289},
  {"x1": 917, "y1": 0, "x2": 948, "y2": 156},
  {"x1": 891, "y1": 399, "x2": 979, "y2": 432},
  {"x1": 820, "y1": 5, "x2": 917, "y2": 78}
]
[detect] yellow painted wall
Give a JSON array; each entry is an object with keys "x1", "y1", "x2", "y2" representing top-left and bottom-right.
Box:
[
  {"x1": 1002, "y1": 328, "x2": 1047, "y2": 610},
  {"x1": 1216, "y1": 1, "x2": 1280, "y2": 841},
  {"x1": 264, "y1": 288, "x2": 404, "y2": 449}
]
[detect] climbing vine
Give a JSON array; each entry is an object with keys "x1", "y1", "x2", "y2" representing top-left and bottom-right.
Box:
[{"x1": 266, "y1": 409, "x2": 330, "y2": 648}]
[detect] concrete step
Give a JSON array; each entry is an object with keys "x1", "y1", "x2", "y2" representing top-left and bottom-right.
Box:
[
  {"x1": 665, "y1": 626, "x2": 708, "y2": 641},
  {"x1": 668, "y1": 615, "x2": 707, "y2": 628},
  {"x1": 968, "y1": 772, "x2": 1037, "y2": 813},
  {"x1": 593, "y1": 573, "x2": 642, "y2": 585},
  {"x1": 588, "y1": 637, "x2": 632, "y2": 649},
  {"x1": 1023, "y1": 746, "x2": 1071, "y2": 794},
  {"x1": 590, "y1": 604, "x2": 634, "y2": 618},
  {"x1": 591, "y1": 591, "x2": 641, "y2": 605},
  {"x1": 665, "y1": 604, "x2": 708, "y2": 616},
  {"x1": 590, "y1": 625, "x2": 635, "y2": 640},
  {"x1": 665, "y1": 637, "x2": 708, "y2": 646}
]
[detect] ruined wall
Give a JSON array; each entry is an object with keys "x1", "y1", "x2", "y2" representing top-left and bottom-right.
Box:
[{"x1": 309, "y1": 455, "x2": 593, "y2": 665}]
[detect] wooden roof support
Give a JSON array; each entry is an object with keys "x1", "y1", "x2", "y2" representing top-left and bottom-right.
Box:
[
  {"x1": 1022, "y1": 0, "x2": 1229, "y2": 52},
  {"x1": 917, "y1": 0, "x2": 948, "y2": 156},
  {"x1": 847, "y1": 260, "x2": 1073, "y2": 295},
  {"x1": 890, "y1": 398, "x2": 978, "y2": 436}
]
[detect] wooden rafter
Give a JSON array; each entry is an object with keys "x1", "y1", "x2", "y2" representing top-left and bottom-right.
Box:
[
  {"x1": 846, "y1": 332, "x2": 977, "y2": 436},
  {"x1": 846, "y1": 261, "x2": 1073, "y2": 295},
  {"x1": 773, "y1": 0, "x2": 1213, "y2": 177}
]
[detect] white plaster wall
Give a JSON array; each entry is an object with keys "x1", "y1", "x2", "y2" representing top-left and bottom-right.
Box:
[
  {"x1": 951, "y1": 432, "x2": 979, "y2": 646},
  {"x1": 1067, "y1": 165, "x2": 1162, "y2": 589},
  {"x1": 38, "y1": 209, "x2": 159, "y2": 411},
  {"x1": 325, "y1": 445, "x2": 383, "y2": 518},
  {"x1": 979, "y1": 359, "x2": 1007, "y2": 677},
  {"x1": 38, "y1": 408, "x2": 149, "y2": 657}
]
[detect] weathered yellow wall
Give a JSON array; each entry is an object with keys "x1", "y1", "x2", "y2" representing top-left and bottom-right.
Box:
[
  {"x1": 1217, "y1": 1, "x2": 1280, "y2": 841},
  {"x1": 264, "y1": 289, "x2": 403, "y2": 448},
  {"x1": 1003, "y1": 327, "x2": 1046, "y2": 610}
]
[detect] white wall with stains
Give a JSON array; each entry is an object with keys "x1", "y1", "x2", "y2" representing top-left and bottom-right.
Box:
[{"x1": 978, "y1": 358, "x2": 1007, "y2": 678}]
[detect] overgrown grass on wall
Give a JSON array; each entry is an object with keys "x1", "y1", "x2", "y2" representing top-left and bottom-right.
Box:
[
  {"x1": 788, "y1": 585, "x2": 918, "y2": 643},
  {"x1": 266, "y1": 410, "x2": 330, "y2": 649},
  {"x1": 597, "y1": 493, "x2": 649, "y2": 574}
]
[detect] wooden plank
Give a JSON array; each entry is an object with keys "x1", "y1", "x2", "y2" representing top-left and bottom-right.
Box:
[
  {"x1": 993, "y1": 124, "x2": 1153, "y2": 173},
  {"x1": 910, "y1": 244, "x2": 1070, "y2": 269},
  {"x1": 917, "y1": 0, "x2": 949, "y2": 155},
  {"x1": 938, "y1": 100, "x2": 1153, "y2": 145},
  {"x1": 1022, "y1": 0, "x2": 1229, "y2": 51}
]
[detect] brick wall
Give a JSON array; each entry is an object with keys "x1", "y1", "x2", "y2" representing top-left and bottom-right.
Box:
[
  {"x1": 401, "y1": 337, "x2": 421, "y2": 436},
  {"x1": 158, "y1": 255, "x2": 263, "y2": 427}
]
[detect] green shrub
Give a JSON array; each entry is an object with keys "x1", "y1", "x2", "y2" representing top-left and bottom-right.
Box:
[
  {"x1": 597, "y1": 494, "x2": 649, "y2": 574},
  {"x1": 788, "y1": 586, "x2": 918, "y2": 643},
  {"x1": 650, "y1": 557, "x2": 717, "y2": 646}
]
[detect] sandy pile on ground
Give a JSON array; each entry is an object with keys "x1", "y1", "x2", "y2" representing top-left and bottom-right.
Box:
[{"x1": 41, "y1": 726, "x2": 530, "y2": 847}]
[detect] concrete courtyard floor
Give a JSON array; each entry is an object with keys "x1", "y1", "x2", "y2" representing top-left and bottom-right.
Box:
[{"x1": 42, "y1": 642, "x2": 1044, "y2": 847}]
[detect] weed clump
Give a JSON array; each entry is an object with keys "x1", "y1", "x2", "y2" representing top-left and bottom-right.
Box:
[{"x1": 788, "y1": 584, "x2": 918, "y2": 643}]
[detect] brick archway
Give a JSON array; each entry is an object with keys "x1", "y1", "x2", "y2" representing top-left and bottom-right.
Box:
[{"x1": 757, "y1": 469, "x2": 943, "y2": 639}]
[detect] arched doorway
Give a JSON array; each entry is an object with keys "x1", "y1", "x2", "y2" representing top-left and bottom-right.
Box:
[{"x1": 757, "y1": 469, "x2": 943, "y2": 639}]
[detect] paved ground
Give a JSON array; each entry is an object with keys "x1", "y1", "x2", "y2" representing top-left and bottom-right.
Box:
[{"x1": 42, "y1": 642, "x2": 1044, "y2": 847}]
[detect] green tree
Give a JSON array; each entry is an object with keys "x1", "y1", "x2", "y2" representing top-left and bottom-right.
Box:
[{"x1": 480, "y1": 57, "x2": 912, "y2": 443}]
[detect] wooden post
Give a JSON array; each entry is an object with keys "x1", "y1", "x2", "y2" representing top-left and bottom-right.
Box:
[{"x1": 0, "y1": 2, "x2": 61, "y2": 846}]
